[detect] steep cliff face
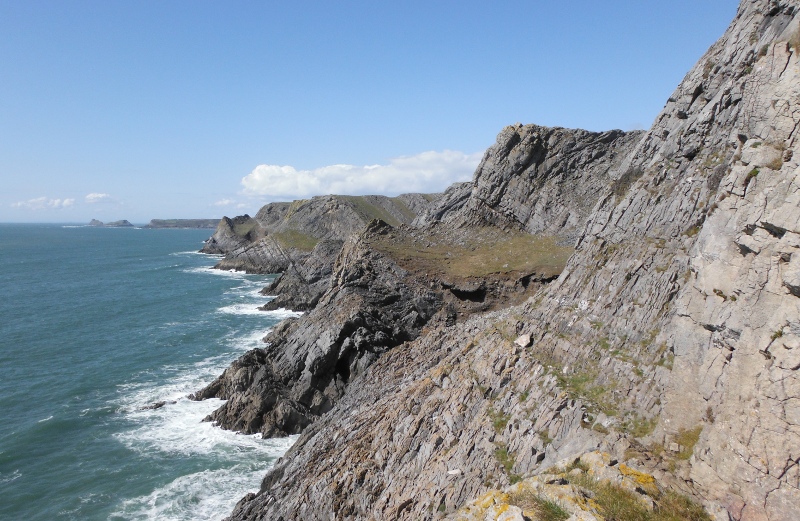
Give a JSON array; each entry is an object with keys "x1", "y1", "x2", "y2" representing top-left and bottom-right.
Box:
[
  {"x1": 195, "y1": 122, "x2": 640, "y2": 440},
  {"x1": 416, "y1": 125, "x2": 642, "y2": 242},
  {"x1": 195, "y1": 220, "x2": 568, "y2": 438},
  {"x1": 193, "y1": 220, "x2": 446, "y2": 436},
  {"x1": 218, "y1": 2, "x2": 800, "y2": 520},
  {"x1": 203, "y1": 194, "x2": 439, "y2": 275}
]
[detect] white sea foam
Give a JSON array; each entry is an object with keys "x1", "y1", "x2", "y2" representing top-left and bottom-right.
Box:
[
  {"x1": 169, "y1": 251, "x2": 222, "y2": 257},
  {"x1": 117, "y1": 397, "x2": 270, "y2": 456},
  {"x1": 0, "y1": 469, "x2": 21, "y2": 484},
  {"x1": 216, "y1": 303, "x2": 267, "y2": 316},
  {"x1": 37, "y1": 415, "x2": 53, "y2": 423},
  {"x1": 183, "y1": 266, "x2": 247, "y2": 278},
  {"x1": 108, "y1": 450, "x2": 292, "y2": 521},
  {"x1": 113, "y1": 357, "x2": 297, "y2": 521},
  {"x1": 265, "y1": 308, "x2": 304, "y2": 319}
]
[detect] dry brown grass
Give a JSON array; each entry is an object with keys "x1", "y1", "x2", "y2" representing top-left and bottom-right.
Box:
[{"x1": 370, "y1": 227, "x2": 573, "y2": 280}]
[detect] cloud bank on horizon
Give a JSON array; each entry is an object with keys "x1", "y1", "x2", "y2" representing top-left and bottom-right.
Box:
[
  {"x1": 12, "y1": 197, "x2": 75, "y2": 210},
  {"x1": 240, "y1": 150, "x2": 483, "y2": 200},
  {"x1": 10, "y1": 193, "x2": 117, "y2": 213}
]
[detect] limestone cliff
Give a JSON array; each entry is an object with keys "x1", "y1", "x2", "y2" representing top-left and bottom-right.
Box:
[
  {"x1": 415, "y1": 125, "x2": 642, "y2": 243},
  {"x1": 195, "y1": 119, "x2": 640, "y2": 434},
  {"x1": 207, "y1": 1, "x2": 800, "y2": 519},
  {"x1": 201, "y1": 194, "x2": 438, "y2": 274}
]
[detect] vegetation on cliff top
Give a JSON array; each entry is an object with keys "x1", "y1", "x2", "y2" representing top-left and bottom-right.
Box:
[{"x1": 371, "y1": 227, "x2": 573, "y2": 280}]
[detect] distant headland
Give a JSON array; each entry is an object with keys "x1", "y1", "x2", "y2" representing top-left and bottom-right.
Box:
[
  {"x1": 88, "y1": 219, "x2": 219, "y2": 229},
  {"x1": 143, "y1": 219, "x2": 219, "y2": 229}
]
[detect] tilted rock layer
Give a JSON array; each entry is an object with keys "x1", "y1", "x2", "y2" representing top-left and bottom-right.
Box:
[
  {"x1": 202, "y1": 194, "x2": 437, "y2": 274},
  {"x1": 212, "y1": 1, "x2": 800, "y2": 520}
]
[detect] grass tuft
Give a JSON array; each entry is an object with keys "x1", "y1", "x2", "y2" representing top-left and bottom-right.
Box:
[
  {"x1": 566, "y1": 473, "x2": 710, "y2": 521},
  {"x1": 508, "y1": 489, "x2": 570, "y2": 521}
]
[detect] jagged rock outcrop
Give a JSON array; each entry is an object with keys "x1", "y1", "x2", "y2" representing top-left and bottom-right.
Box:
[
  {"x1": 202, "y1": 194, "x2": 440, "y2": 275},
  {"x1": 259, "y1": 239, "x2": 344, "y2": 312},
  {"x1": 214, "y1": 2, "x2": 800, "y2": 520},
  {"x1": 196, "y1": 119, "x2": 641, "y2": 441},
  {"x1": 415, "y1": 125, "x2": 643, "y2": 242},
  {"x1": 195, "y1": 220, "x2": 564, "y2": 436},
  {"x1": 201, "y1": 214, "x2": 265, "y2": 256},
  {"x1": 194, "y1": 220, "x2": 446, "y2": 436}
]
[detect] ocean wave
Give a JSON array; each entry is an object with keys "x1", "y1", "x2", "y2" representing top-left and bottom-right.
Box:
[
  {"x1": 265, "y1": 307, "x2": 304, "y2": 319},
  {"x1": 108, "y1": 448, "x2": 292, "y2": 521},
  {"x1": 116, "y1": 397, "x2": 266, "y2": 456},
  {"x1": 169, "y1": 251, "x2": 223, "y2": 257},
  {"x1": 182, "y1": 266, "x2": 248, "y2": 278},
  {"x1": 0, "y1": 469, "x2": 21, "y2": 484},
  {"x1": 216, "y1": 303, "x2": 268, "y2": 316}
]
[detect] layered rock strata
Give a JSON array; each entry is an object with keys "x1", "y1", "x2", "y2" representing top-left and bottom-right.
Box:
[
  {"x1": 195, "y1": 119, "x2": 641, "y2": 437},
  {"x1": 415, "y1": 125, "x2": 643, "y2": 243},
  {"x1": 212, "y1": 1, "x2": 800, "y2": 520},
  {"x1": 202, "y1": 194, "x2": 439, "y2": 275}
]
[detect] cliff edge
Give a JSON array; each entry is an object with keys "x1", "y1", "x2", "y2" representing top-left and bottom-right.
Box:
[{"x1": 203, "y1": 1, "x2": 800, "y2": 519}]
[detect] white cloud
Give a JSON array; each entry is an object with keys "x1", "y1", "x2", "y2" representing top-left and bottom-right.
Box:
[
  {"x1": 213, "y1": 198, "x2": 235, "y2": 206},
  {"x1": 85, "y1": 193, "x2": 111, "y2": 203},
  {"x1": 12, "y1": 197, "x2": 75, "y2": 210},
  {"x1": 241, "y1": 150, "x2": 483, "y2": 199}
]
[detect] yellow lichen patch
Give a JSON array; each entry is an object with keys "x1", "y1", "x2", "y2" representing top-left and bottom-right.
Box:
[
  {"x1": 493, "y1": 503, "x2": 510, "y2": 516},
  {"x1": 619, "y1": 463, "x2": 659, "y2": 496},
  {"x1": 475, "y1": 490, "x2": 510, "y2": 510}
]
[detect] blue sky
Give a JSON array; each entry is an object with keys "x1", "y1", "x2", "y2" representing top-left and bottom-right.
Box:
[{"x1": 0, "y1": 0, "x2": 737, "y2": 223}]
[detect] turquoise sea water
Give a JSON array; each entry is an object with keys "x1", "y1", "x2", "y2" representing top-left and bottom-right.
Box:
[{"x1": 0, "y1": 224, "x2": 297, "y2": 520}]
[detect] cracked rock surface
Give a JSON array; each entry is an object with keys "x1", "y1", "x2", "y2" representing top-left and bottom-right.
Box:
[{"x1": 200, "y1": 1, "x2": 800, "y2": 520}]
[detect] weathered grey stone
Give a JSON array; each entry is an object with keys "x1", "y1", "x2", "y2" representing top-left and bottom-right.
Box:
[{"x1": 210, "y1": 2, "x2": 800, "y2": 520}]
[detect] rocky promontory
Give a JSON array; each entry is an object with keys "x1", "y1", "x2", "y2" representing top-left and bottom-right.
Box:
[
  {"x1": 197, "y1": 1, "x2": 800, "y2": 519},
  {"x1": 143, "y1": 219, "x2": 219, "y2": 229},
  {"x1": 200, "y1": 194, "x2": 442, "y2": 309}
]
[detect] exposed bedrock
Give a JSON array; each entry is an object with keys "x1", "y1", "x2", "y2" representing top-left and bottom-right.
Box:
[
  {"x1": 216, "y1": 1, "x2": 800, "y2": 520},
  {"x1": 202, "y1": 193, "x2": 440, "y2": 277},
  {"x1": 193, "y1": 221, "x2": 445, "y2": 436},
  {"x1": 414, "y1": 124, "x2": 643, "y2": 242},
  {"x1": 195, "y1": 117, "x2": 642, "y2": 439}
]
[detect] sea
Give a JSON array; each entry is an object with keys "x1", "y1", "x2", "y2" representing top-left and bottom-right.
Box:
[{"x1": 0, "y1": 223, "x2": 299, "y2": 520}]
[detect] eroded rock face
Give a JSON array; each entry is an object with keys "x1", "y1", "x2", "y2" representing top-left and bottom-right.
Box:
[
  {"x1": 200, "y1": 215, "x2": 265, "y2": 256},
  {"x1": 259, "y1": 239, "x2": 344, "y2": 312},
  {"x1": 194, "y1": 221, "x2": 446, "y2": 436},
  {"x1": 218, "y1": 1, "x2": 800, "y2": 520},
  {"x1": 202, "y1": 194, "x2": 440, "y2": 276},
  {"x1": 415, "y1": 125, "x2": 643, "y2": 242}
]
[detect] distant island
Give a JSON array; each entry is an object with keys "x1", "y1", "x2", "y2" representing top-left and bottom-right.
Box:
[
  {"x1": 89, "y1": 219, "x2": 134, "y2": 227},
  {"x1": 143, "y1": 219, "x2": 219, "y2": 229}
]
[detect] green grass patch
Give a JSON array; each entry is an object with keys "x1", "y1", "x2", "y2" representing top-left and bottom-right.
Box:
[
  {"x1": 232, "y1": 219, "x2": 258, "y2": 237},
  {"x1": 566, "y1": 474, "x2": 710, "y2": 521},
  {"x1": 371, "y1": 227, "x2": 573, "y2": 279},
  {"x1": 494, "y1": 443, "x2": 521, "y2": 483},
  {"x1": 488, "y1": 408, "x2": 511, "y2": 433},
  {"x1": 340, "y1": 195, "x2": 402, "y2": 227},
  {"x1": 622, "y1": 415, "x2": 658, "y2": 438},
  {"x1": 556, "y1": 370, "x2": 618, "y2": 417},
  {"x1": 508, "y1": 489, "x2": 570, "y2": 521},
  {"x1": 675, "y1": 426, "x2": 703, "y2": 460},
  {"x1": 388, "y1": 196, "x2": 418, "y2": 222},
  {"x1": 272, "y1": 229, "x2": 320, "y2": 251}
]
